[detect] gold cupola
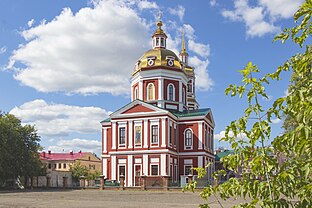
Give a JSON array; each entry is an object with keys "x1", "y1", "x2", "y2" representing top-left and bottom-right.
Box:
[{"x1": 152, "y1": 20, "x2": 167, "y2": 49}]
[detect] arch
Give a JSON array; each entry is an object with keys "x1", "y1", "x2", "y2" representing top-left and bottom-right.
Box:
[
  {"x1": 167, "y1": 83, "x2": 175, "y2": 101},
  {"x1": 134, "y1": 87, "x2": 138, "y2": 100},
  {"x1": 147, "y1": 83, "x2": 155, "y2": 101},
  {"x1": 184, "y1": 128, "x2": 193, "y2": 149}
]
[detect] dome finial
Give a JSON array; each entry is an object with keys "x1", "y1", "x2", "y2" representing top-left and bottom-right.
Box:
[{"x1": 181, "y1": 28, "x2": 186, "y2": 54}]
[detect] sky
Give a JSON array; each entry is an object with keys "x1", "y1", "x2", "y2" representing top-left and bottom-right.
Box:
[{"x1": 0, "y1": 0, "x2": 304, "y2": 155}]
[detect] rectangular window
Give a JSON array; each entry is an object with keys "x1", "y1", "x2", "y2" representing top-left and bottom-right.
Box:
[
  {"x1": 63, "y1": 163, "x2": 66, "y2": 169},
  {"x1": 135, "y1": 126, "x2": 141, "y2": 145},
  {"x1": 48, "y1": 163, "x2": 51, "y2": 169},
  {"x1": 151, "y1": 165, "x2": 159, "y2": 176},
  {"x1": 185, "y1": 165, "x2": 192, "y2": 175},
  {"x1": 58, "y1": 163, "x2": 61, "y2": 169},
  {"x1": 169, "y1": 125, "x2": 172, "y2": 146},
  {"x1": 119, "y1": 165, "x2": 126, "y2": 177},
  {"x1": 174, "y1": 127, "x2": 177, "y2": 146},
  {"x1": 151, "y1": 125, "x2": 158, "y2": 144},
  {"x1": 119, "y1": 127, "x2": 126, "y2": 146},
  {"x1": 54, "y1": 164, "x2": 56, "y2": 169}
]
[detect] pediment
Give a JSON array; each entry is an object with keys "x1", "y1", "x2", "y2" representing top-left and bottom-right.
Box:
[{"x1": 121, "y1": 104, "x2": 155, "y2": 114}]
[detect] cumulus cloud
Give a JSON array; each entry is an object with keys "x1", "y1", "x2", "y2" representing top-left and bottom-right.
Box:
[
  {"x1": 188, "y1": 40, "x2": 210, "y2": 58},
  {"x1": 259, "y1": 0, "x2": 304, "y2": 19},
  {"x1": 10, "y1": 99, "x2": 111, "y2": 137},
  {"x1": 47, "y1": 138, "x2": 101, "y2": 154},
  {"x1": 221, "y1": 0, "x2": 281, "y2": 37},
  {"x1": 27, "y1": 19, "x2": 35, "y2": 27},
  {"x1": 168, "y1": 5, "x2": 185, "y2": 21},
  {"x1": 271, "y1": 118, "x2": 281, "y2": 124},
  {"x1": 189, "y1": 56, "x2": 213, "y2": 91},
  {"x1": 7, "y1": 1, "x2": 149, "y2": 95},
  {"x1": 214, "y1": 130, "x2": 248, "y2": 141},
  {"x1": 137, "y1": 0, "x2": 158, "y2": 10},
  {"x1": 0, "y1": 46, "x2": 7, "y2": 54},
  {"x1": 210, "y1": 0, "x2": 217, "y2": 7}
]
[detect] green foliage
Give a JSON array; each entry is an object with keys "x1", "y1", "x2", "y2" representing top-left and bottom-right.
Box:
[
  {"x1": 184, "y1": 1, "x2": 312, "y2": 207},
  {"x1": 0, "y1": 112, "x2": 44, "y2": 185},
  {"x1": 69, "y1": 161, "x2": 89, "y2": 182}
]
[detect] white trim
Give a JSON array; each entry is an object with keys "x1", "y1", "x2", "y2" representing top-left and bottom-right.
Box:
[
  {"x1": 143, "y1": 154, "x2": 148, "y2": 176},
  {"x1": 198, "y1": 156, "x2": 203, "y2": 168},
  {"x1": 118, "y1": 159, "x2": 127, "y2": 164},
  {"x1": 134, "y1": 87, "x2": 138, "y2": 100},
  {"x1": 151, "y1": 158, "x2": 159, "y2": 163},
  {"x1": 135, "y1": 158, "x2": 142, "y2": 163},
  {"x1": 103, "y1": 150, "x2": 215, "y2": 158},
  {"x1": 167, "y1": 83, "x2": 175, "y2": 101},
  {"x1": 112, "y1": 122, "x2": 116, "y2": 149},
  {"x1": 128, "y1": 120, "x2": 133, "y2": 148},
  {"x1": 161, "y1": 118, "x2": 166, "y2": 147},
  {"x1": 150, "y1": 164, "x2": 159, "y2": 176},
  {"x1": 118, "y1": 124, "x2": 127, "y2": 148},
  {"x1": 139, "y1": 80, "x2": 143, "y2": 100},
  {"x1": 184, "y1": 159, "x2": 193, "y2": 165},
  {"x1": 146, "y1": 83, "x2": 155, "y2": 101},
  {"x1": 117, "y1": 164, "x2": 126, "y2": 183},
  {"x1": 102, "y1": 159, "x2": 107, "y2": 178},
  {"x1": 150, "y1": 124, "x2": 159, "y2": 146},
  {"x1": 111, "y1": 155, "x2": 117, "y2": 180},
  {"x1": 134, "y1": 123, "x2": 142, "y2": 148},
  {"x1": 161, "y1": 154, "x2": 166, "y2": 175},
  {"x1": 127, "y1": 155, "x2": 133, "y2": 187},
  {"x1": 166, "y1": 104, "x2": 178, "y2": 110},
  {"x1": 103, "y1": 127, "x2": 108, "y2": 153},
  {"x1": 143, "y1": 119, "x2": 148, "y2": 148},
  {"x1": 198, "y1": 122, "x2": 203, "y2": 150}
]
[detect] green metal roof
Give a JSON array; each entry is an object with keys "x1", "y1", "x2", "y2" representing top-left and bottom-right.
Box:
[
  {"x1": 215, "y1": 150, "x2": 235, "y2": 161},
  {"x1": 101, "y1": 118, "x2": 111, "y2": 123},
  {"x1": 169, "y1": 108, "x2": 210, "y2": 118}
]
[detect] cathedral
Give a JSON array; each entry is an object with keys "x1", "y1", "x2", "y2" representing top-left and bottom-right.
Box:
[{"x1": 101, "y1": 19, "x2": 215, "y2": 187}]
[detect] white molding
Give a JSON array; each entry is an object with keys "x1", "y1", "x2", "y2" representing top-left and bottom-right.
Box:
[
  {"x1": 143, "y1": 154, "x2": 148, "y2": 176},
  {"x1": 127, "y1": 155, "x2": 133, "y2": 187},
  {"x1": 198, "y1": 156, "x2": 203, "y2": 168},
  {"x1": 102, "y1": 159, "x2": 107, "y2": 178},
  {"x1": 161, "y1": 118, "x2": 166, "y2": 147},
  {"x1": 184, "y1": 128, "x2": 193, "y2": 150},
  {"x1": 103, "y1": 127, "x2": 108, "y2": 153},
  {"x1": 139, "y1": 80, "x2": 143, "y2": 100},
  {"x1": 128, "y1": 120, "x2": 133, "y2": 148},
  {"x1": 161, "y1": 154, "x2": 166, "y2": 175},
  {"x1": 111, "y1": 155, "x2": 117, "y2": 180},
  {"x1": 112, "y1": 122, "x2": 116, "y2": 149},
  {"x1": 184, "y1": 159, "x2": 193, "y2": 165},
  {"x1": 167, "y1": 83, "x2": 175, "y2": 101},
  {"x1": 143, "y1": 119, "x2": 148, "y2": 148},
  {"x1": 151, "y1": 158, "x2": 159, "y2": 163},
  {"x1": 198, "y1": 122, "x2": 203, "y2": 150}
]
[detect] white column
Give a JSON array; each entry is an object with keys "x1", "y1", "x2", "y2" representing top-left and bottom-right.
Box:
[
  {"x1": 161, "y1": 154, "x2": 166, "y2": 176},
  {"x1": 102, "y1": 158, "x2": 107, "y2": 178},
  {"x1": 143, "y1": 154, "x2": 148, "y2": 176},
  {"x1": 198, "y1": 156, "x2": 203, "y2": 168},
  {"x1": 143, "y1": 119, "x2": 148, "y2": 148},
  {"x1": 179, "y1": 81, "x2": 183, "y2": 111},
  {"x1": 161, "y1": 118, "x2": 166, "y2": 147},
  {"x1": 131, "y1": 86, "x2": 133, "y2": 101},
  {"x1": 168, "y1": 155, "x2": 171, "y2": 176},
  {"x1": 158, "y1": 78, "x2": 162, "y2": 100},
  {"x1": 103, "y1": 127, "x2": 108, "y2": 153},
  {"x1": 198, "y1": 122, "x2": 203, "y2": 150},
  {"x1": 127, "y1": 155, "x2": 133, "y2": 187},
  {"x1": 139, "y1": 80, "x2": 143, "y2": 100},
  {"x1": 128, "y1": 120, "x2": 133, "y2": 148},
  {"x1": 112, "y1": 121, "x2": 116, "y2": 149},
  {"x1": 111, "y1": 155, "x2": 117, "y2": 180}
]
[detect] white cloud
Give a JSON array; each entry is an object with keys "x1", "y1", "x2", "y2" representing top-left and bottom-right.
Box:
[
  {"x1": 0, "y1": 46, "x2": 7, "y2": 54},
  {"x1": 10, "y1": 99, "x2": 111, "y2": 137},
  {"x1": 262, "y1": 95, "x2": 273, "y2": 101},
  {"x1": 47, "y1": 138, "x2": 101, "y2": 154},
  {"x1": 189, "y1": 56, "x2": 213, "y2": 91},
  {"x1": 214, "y1": 130, "x2": 248, "y2": 141},
  {"x1": 168, "y1": 5, "x2": 185, "y2": 21},
  {"x1": 137, "y1": 0, "x2": 158, "y2": 10},
  {"x1": 188, "y1": 40, "x2": 210, "y2": 58},
  {"x1": 7, "y1": 1, "x2": 149, "y2": 95},
  {"x1": 222, "y1": 0, "x2": 280, "y2": 37},
  {"x1": 210, "y1": 0, "x2": 217, "y2": 7},
  {"x1": 27, "y1": 19, "x2": 35, "y2": 27},
  {"x1": 259, "y1": 0, "x2": 304, "y2": 19},
  {"x1": 271, "y1": 118, "x2": 281, "y2": 124}
]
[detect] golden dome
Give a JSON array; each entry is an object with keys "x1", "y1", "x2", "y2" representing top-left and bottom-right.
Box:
[{"x1": 132, "y1": 48, "x2": 183, "y2": 75}]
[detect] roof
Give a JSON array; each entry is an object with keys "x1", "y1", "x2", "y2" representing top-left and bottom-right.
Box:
[
  {"x1": 215, "y1": 150, "x2": 235, "y2": 161},
  {"x1": 101, "y1": 117, "x2": 111, "y2": 123},
  {"x1": 169, "y1": 108, "x2": 211, "y2": 118},
  {"x1": 39, "y1": 151, "x2": 86, "y2": 161}
]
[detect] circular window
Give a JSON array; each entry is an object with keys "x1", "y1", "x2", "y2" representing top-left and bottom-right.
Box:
[
  {"x1": 148, "y1": 59, "x2": 154, "y2": 66},
  {"x1": 167, "y1": 59, "x2": 174, "y2": 67}
]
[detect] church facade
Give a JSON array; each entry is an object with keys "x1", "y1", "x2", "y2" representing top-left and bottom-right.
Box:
[{"x1": 101, "y1": 20, "x2": 215, "y2": 187}]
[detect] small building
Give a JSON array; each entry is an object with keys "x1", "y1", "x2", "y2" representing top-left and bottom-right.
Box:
[
  {"x1": 215, "y1": 149, "x2": 238, "y2": 183},
  {"x1": 39, "y1": 151, "x2": 101, "y2": 187}
]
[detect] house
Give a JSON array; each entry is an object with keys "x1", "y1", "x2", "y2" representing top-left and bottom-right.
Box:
[
  {"x1": 39, "y1": 150, "x2": 101, "y2": 187},
  {"x1": 101, "y1": 19, "x2": 215, "y2": 187}
]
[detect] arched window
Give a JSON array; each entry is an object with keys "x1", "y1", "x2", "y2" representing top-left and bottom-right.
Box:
[
  {"x1": 147, "y1": 83, "x2": 155, "y2": 101},
  {"x1": 134, "y1": 87, "x2": 138, "y2": 100},
  {"x1": 187, "y1": 80, "x2": 193, "y2": 93},
  {"x1": 167, "y1": 84, "x2": 175, "y2": 101},
  {"x1": 184, "y1": 129, "x2": 193, "y2": 149}
]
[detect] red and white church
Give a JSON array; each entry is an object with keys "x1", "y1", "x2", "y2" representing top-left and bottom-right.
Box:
[{"x1": 101, "y1": 20, "x2": 215, "y2": 187}]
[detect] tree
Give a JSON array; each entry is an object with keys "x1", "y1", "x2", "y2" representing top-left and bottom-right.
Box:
[
  {"x1": 185, "y1": 1, "x2": 311, "y2": 207},
  {"x1": 69, "y1": 161, "x2": 89, "y2": 182},
  {"x1": 0, "y1": 112, "x2": 44, "y2": 186}
]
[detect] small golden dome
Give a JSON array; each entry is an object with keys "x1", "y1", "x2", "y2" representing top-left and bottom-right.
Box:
[{"x1": 152, "y1": 20, "x2": 167, "y2": 38}]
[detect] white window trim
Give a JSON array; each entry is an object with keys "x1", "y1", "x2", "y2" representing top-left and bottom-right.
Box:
[
  {"x1": 167, "y1": 83, "x2": 175, "y2": 101},
  {"x1": 184, "y1": 128, "x2": 193, "y2": 150},
  {"x1": 134, "y1": 87, "x2": 138, "y2": 100},
  {"x1": 184, "y1": 165, "x2": 193, "y2": 175},
  {"x1": 118, "y1": 164, "x2": 126, "y2": 183},
  {"x1": 146, "y1": 83, "x2": 155, "y2": 101},
  {"x1": 150, "y1": 164, "x2": 159, "y2": 176},
  {"x1": 118, "y1": 123, "x2": 127, "y2": 148},
  {"x1": 150, "y1": 120, "x2": 160, "y2": 146}
]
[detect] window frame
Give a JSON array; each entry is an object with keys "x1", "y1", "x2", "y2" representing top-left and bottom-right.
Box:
[
  {"x1": 134, "y1": 125, "x2": 142, "y2": 146},
  {"x1": 146, "y1": 83, "x2": 155, "y2": 101},
  {"x1": 184, "y1": 128, "x2": 193, "y2": 150},
  {"x1": 118, "y1": 126, "x2": 126, "y2": 147},
  {"x1": 151, "y1": 125, "x2": 159, "y2": 144},
  {"x1": 167, "y1": 83, "x2": 175, "y2": 101},
  {"x1": 150, "y1": 164, "x2": 159, "y2": 176}
]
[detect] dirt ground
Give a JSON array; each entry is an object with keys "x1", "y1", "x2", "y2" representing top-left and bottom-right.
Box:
[{"x1": 0, "y1": 189, "x2": 244, "y2": 208}]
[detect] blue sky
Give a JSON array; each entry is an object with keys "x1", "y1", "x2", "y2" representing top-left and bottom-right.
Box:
[{"x1": 0, "y1": 0, "x2": 304, "y2": 155}]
